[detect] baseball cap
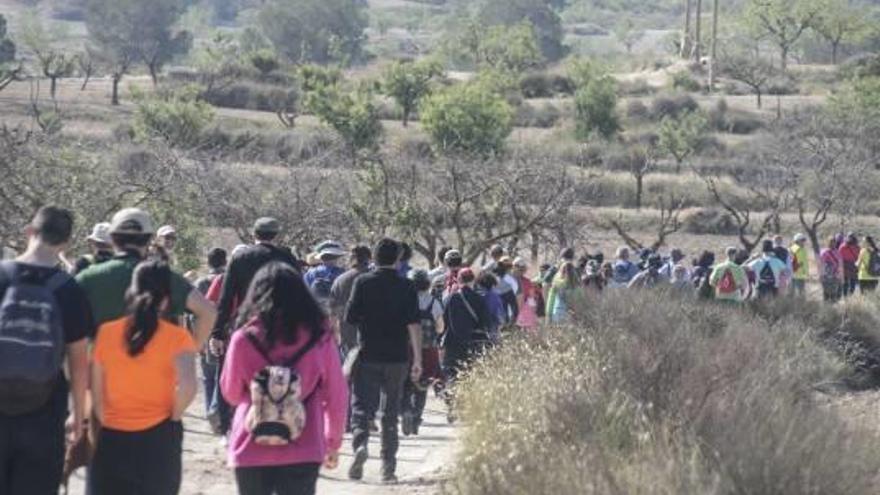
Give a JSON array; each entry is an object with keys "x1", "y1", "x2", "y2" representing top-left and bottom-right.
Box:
[
  {"x1": 793, "y1": 233, "x2": 807, "y2": 243},
  {"x1": 87, "y1": 222, "x2": 112, "y2": 244},
  {"x1": 513, "y1": 257, "x2": 528, "y2": 268},
  {"x1": 157, "y1": 225, "x2": 176, "y2": 238},
  {"x1": 109, "y1": 208, "x2": 155, "y2": 235},
  {"x1": 253, "y1": 217, "x2": 281, "y2": 235},
  {"x1": 444, "y1": 249, "x2": 462, "y2": 263}
]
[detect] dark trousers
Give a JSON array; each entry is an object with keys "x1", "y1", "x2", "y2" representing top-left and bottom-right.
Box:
[
  {"x1": 843, "y1": 275, "x2": 858, "y2": 296},
  {"x1": 402, "y1": 381, "x2": 428, "y2": 423},
  {"x1": 351, "y1": 361, "x2": 409, "y2": 469},
  {"x1": 0, "y1": 388, "x2": 66, "y2": 495},
  {"x1": 860, "y1": 280, "x2": 879, "y2": 293},
  {"x1": 209, "y1": 354, "x2": 232, "y2": 435},
  {"x1": 91, "y1": 419, "x2": 183, "y2": 495},
  {"x1": 235, "y1": 463, "x2": 321, "y2": 495}
]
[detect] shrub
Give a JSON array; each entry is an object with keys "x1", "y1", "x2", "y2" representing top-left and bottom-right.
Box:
[
  {"x1": 421, "y1": 82, "x2": 514, "y2": 156},
  {"x1": 727, "y1": 115, "x2": 764, "y2": 134},
  {"x1": 625, "y1": 100, "x2": 649, "y2": 120},
  {"x1": 840, "y1": 53, "x2": 880, "y2": 79},
  {"x1": 618, "y1": 78, "x2": 655, "y2": 97},
  {"x1": 672, "y1": 70, "x2": 702, "y2": 92},
  {"x1": 514, "y1": 101, "x2": 561, "y2": 128},
  {"x1": 574, "y1": 76, "x2": 620, "y2": 140},
  {"x1": 766, "y1": 76, "x2": 799, "y2": 95},
  {"x1": 520, "y1": 72, "x2": 554, "y2": 98},
  {"x1": 133, "y1": 89, "x2": 215, "y2": 148},
  {"x1": 450, "y1": 291, "x2": 880, "y2": 495},
  {"x1": 682, "y1": 208, "x2": 740, "y2": 235},
  {"x1": 202, "y1": 82, "x2": 297, "y2": 113},
  {"x1": 200, "y1": 126, "x2": 338, "y2": 165},
  {"x1": 649, "y1": 93, "x2": 699, "y2": 120}
]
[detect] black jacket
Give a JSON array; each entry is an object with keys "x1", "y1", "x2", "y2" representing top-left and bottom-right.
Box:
[
  {"x1": 212, "y1": 243, "x2": 298, "y2": 339},
  {"x1": 442, "y1": 287, "x2": 492, "y2": 349}
]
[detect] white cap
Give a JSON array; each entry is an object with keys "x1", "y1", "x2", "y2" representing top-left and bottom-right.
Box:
[
  {"x1": 87, "y1": 223, "x2": 112, "y2": 244},
  {"x1": 157, "y1": 225, "x2": 176, "y2": 237},
  {"x1": 110, "y1": 208, "x2": 155, "y2": 235},
  {"x1": 793, "y1": 233, "x2": 807, "y2": 243}
]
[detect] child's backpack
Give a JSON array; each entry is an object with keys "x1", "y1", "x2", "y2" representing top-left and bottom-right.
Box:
[
  {"x1": 717, "y1": 269, "x2": 738, "y2": 296},
  {"x1": 419, "y1": 297, "x2": 441, "y2": 348},
  {"x1": 0, "y1": 262, "x2": 68, "y2": 415},
  {"x1": 244, "y1": 330, "x2": 321, "y2": 446}
]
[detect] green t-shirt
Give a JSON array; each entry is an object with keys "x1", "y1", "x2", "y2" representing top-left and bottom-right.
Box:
[{"x1": 75, "y1": 254, "x2": 193, "y2": 327}]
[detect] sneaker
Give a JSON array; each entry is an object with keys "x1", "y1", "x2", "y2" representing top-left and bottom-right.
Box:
[
  {"x1": 348, "y1": 447, "x2": 368, "y2": 481},
  {"x1": 369, "y1": 420, "x2": 379, "y2": 433}
]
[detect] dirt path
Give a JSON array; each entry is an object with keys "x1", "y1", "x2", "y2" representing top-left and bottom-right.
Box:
[{"x1": 67, "y1": 397, "x2": 456, "y2": 494}]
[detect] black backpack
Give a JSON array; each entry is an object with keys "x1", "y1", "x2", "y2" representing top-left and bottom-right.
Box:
[
  {"x1": 418, "y1": 297, "x2": 441, "y2": 349},
  {"x1": 869, "y1": 251, "x2": 880, "y2": 278},
  {"x1": 0, "y1": 262, "x2": 68, "y2": 415},
  {"x1": 757, "y1": 261, "x2": 778, "y2": 296}
]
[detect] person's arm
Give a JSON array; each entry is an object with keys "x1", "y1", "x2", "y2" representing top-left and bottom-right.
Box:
[
  {"x1": 67, "y1": 339, "x2": 88, "y2": 443},
  {"x1": 90, "y1": 361, "x2": 105, "y2": 425},
  {"x1": 220, "y1": 334, "x2": 250, "y2": 406},
  {"x1": 187, "y1": 289, "x2": 217, "y2": 349},
  {"x1": 172, "y1": 352, "x2": 198, "y2": 420},
  {"x1": 213, "y1": 259, "x2": 241, "y2": 341},
  {"x1": 344, "y1": 278, "x2": 364, "y2": 326},
  {"x1": 407, "y1": 323, "x2": 422, "y2": 382},
  {"x1": 319, "y1": 336, "x2": 348, "y2": 469}
]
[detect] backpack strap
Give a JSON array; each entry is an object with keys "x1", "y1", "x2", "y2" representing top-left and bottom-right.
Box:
[
  {"x1": 244, "y1": 327, "x2": 324, "y2": 369},
  {"x1": 0, "y1": 260, "x2": 18, "y2": 284},
  {"x1": 458, "y1": 292, "x2": 480, "y2": 327},
  {"x1": 45, "y1": 271, "x2": 72, "y2": 292}
]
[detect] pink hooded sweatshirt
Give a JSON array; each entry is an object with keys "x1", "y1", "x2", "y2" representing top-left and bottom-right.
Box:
[{"x1": 220, "y1": 321, "x2": 347, "y2": 468}]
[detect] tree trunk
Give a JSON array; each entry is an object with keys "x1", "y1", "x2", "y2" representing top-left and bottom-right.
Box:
[
  {"x1": 831, "y1": 41, "x2": 839, "y2": 65},
  {"x1": 80, "y1": 73, "x2": 91, "y2": 91},
  {"x1": 780, "y1": 45, "x2": 789, "y2": 72},
  {"x1": 755, "y1": 88, "x2": 762, "y2": 109},
  {"x1": 681, "y1": 0, "x2": 692, "y2": 58},
  {"x1": 709, "y1": 0, "x2": 719, "y2": 91},
  {"x1": 693, "y1": 0, "x2": 703, "y2": 62},
  {"x1": 635, "y1": 174, "x2": 644, "y2": 210},
  {"x1": 402, "y1": 107, "x2": 410, "y2": 127},
  {"x1": 149, "y1": 63, "x2": 159, "y2": 86},
  {"x1": 49, "y1": 77, "x2": 57, "y2": 101},
  {"x1": 111, "y1": 75, "x2": 121, "y2": 106}
]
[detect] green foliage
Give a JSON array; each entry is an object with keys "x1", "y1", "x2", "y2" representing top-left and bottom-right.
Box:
[
  {"x1": 811, "y1": 0, "x2": 867, "y2": 63},
  {"x1": 613, "y1": 18, "x2": 643, "y2": 53},
  {"x1": 742, "y1": 0, "x2": 825, "y2": 70},
  {"x1": 475, "y1": 0, "x2": 566, "y2": 61},
  {"x1": 477, "y1": 22, "x2": 543, "y2": 74},
  {"x1": 830, "y1": 76, "x2": 880, "y2": 121},
  {"x1": 657, "y1": 110, "x2": 708, "y2": 169},
  {"x1": 420, "y1": 81, "x2": 514, "y2": 156},
  {"x1": 257, "y1": 0, "x2": 367, "y2": 64},
  {"x1": 381, "y1": 58, "x2": 443, "y2": 126},
  {"x1": 132, "y1": 87, "x2": 216, "y2": 148},
  {"x1": 574, "y1": 75, "x2": 620, "y2": 140},
  {"x1": 249, "y1": 49, "x2": 280, "y2": 77},
  {"x1": 671, "y1": 70, "x2": 702, "y2": 92},
  {"x1": 305, "y1": 84, "x2": 383, "y2": 157},
  {"x1": 298, "y1": 64, "x2": 342, "y2": 93}
]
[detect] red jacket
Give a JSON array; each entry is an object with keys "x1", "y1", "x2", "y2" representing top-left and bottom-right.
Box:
[{"x1": 839, "y1": 243, "x2": 860, "y2": 264}]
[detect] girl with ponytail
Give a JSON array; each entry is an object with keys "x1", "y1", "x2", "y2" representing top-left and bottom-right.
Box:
[{"x1": 90, "y1": 260, "x2": 198, "y2": 494}]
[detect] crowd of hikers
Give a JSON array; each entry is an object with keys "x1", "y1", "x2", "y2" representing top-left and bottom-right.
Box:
[{"x1": 2, "y1": 204, "x2": 879, "y2": 495}]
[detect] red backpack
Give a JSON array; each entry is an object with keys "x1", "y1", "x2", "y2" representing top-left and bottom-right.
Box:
[{"x1": 717, "y1": 269, "x2": 737, "y2": 295}]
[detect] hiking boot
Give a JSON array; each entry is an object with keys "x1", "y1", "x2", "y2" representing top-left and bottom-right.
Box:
[
  {"x1": 348, "y1": 447, "x2": 368, "y2": 481},
  {"x1": 381, "y1": 464, "x2": 398, "y2": 484}
]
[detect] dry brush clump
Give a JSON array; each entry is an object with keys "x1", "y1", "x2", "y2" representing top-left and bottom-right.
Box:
[{"x1": 448, "y1": 290, "x2": 880, "y2": 495}]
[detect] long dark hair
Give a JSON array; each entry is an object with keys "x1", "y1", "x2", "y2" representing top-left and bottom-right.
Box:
[
  {"x1": 125, "y1": 260, "x2": 172, "y2": 356},
  {"x1": 236, "y1": 262, "x2": 326, "y2": 347}
]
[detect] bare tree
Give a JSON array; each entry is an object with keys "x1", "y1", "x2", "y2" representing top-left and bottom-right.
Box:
[
  {"x1": 708, "y1": 0, "x2": 720, "y2": 91},
  {"x1": 702, "y1": 175, "x2": 773, "y2": 254},
  {"x1": 607, "y1": 195, "x2": 685, "y2": 251},
  {"x1": 718, "y1": 48, "x2": 775, "y2": 109}
]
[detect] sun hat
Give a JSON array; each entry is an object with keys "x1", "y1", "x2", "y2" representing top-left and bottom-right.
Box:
[
  {"x1": 87, "y1": 222, "x2": 112, "y2": 244},
  {"x1": 156, "y1": 225, "x2": 176, "y2": 238},
  {"x1": 253, "y1": 217, "x2": 281, "y2": 235},
  {"x1": 109, "y1": 208, "x2": 155, "y2": 235},
  {"x1": 315, "y1": 240, "x2": 346, "y2": 260}
]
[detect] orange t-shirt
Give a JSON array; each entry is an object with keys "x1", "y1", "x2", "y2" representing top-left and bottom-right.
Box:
[{"x1": 93, "y1": 317, "x2": 197, "y2": 432}]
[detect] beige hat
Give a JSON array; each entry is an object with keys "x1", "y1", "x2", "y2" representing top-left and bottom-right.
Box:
[
  {"x1": 109, "y1": 208, "x2": 155, "y2": 235},
  {"x1": 156, "y1": 225, "x2": 176, "y2": 238},
  {"x1": 87, "y1": 222, "x2": 112, "y2": 244}
]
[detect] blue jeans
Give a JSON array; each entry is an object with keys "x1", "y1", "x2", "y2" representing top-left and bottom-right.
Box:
[{"x1": 200, "y1": 353, "x2": 217, "y2": 417}]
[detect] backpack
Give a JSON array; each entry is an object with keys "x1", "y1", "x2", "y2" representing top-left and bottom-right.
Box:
[
  {"x1": 311, "y1": 276, "x2": 334, "y2": 301},
  {"x1": 717, "y1": 269, "x2": 737, "y2": 295},
  {"x1": 822, "y1": 256, "x2": 838, "y2": 281},
  {"x1": 0, "y1": 262, "x2": 69, "y2": 415},
  {"x1": 791, "y1": 251, "x2": 801, "y2": 274},
  {"x1": 868, "y1": 251, "x2": 880, "y2": 278},
  {"x1": 757, "y1": 261, "x2": 777, "y2": 295},
  {"x1": 244, "y1": 330, "x2": 321, "y2": 446},
  {"x1": 419, "y1": 297, "x2": 441, "y2": 349}
]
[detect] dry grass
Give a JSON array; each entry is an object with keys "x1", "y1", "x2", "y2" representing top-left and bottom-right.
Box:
[{"x1": 447, "y1": 291, "x2": 880, "y2": 495}]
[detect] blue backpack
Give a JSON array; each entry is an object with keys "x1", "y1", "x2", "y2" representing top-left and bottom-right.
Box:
[{"x1": 0, "y1": 262, "x2": 68, "y2": 415}]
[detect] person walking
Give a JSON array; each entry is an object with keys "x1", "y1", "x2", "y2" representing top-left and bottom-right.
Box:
[
  {"x1": 304, "y1": 241, "x2": 347, "y2": 310},
  {"x1": 839, "y1": 233, "x2": 860, "y2": 297},
  {"x1": 329, "y1": 245, "x2": 373, "y2": 355},
  {"x1": 545, "y1": 248, "x2": 581, "y2": 323},
  {"x1": 401, "y1": 269, "x2": 444, "y2": 437},
  {"x1": 193, "y1": 248, "x2": 228, "y2": 432},
  {"x1": 344, "y1": 239, "x2": 422, "y2": 483},
  {"x1": 628, "y1": 254, "x2": 669, "y2": 289},
  {"x1": 72, "y1": 222, "x2": 114, "y2": 275},
  {"x1": 441, "y1": 268, "x2": 492, "y2": 423},
  {"x1": 153, "y1": 225, "x2": 178, "y2": 264},
  {"x1": 789, "y1": 234, "x2": 810, "y2": 296},
  {"x1": 90, "y1": 261, "x2": 198, "y2": 494},
  {"x1": 747, "y1": 240, "x2": 788, "y2": 299},
  {"x1": 857, "y1": 235, "x2": 880, "y2": 294},
  {"x1": 0, "y1": 207, "x2": 92, "y2": 495},
  {"x1": 610, "y1": 247, "x2": 639, "y2": 288},
  {"x1": 512, "y1": 258, "x2": 539, "y2": 332},
  {"x1": 220, "y1": 262, "x2": 347, "y2": 495},
  {"x1": 709, "y1": 247, "x2": 749, "y2": 303},
  {"x1": 820, "y1": 236, "x2": 844, "y2": 302}
]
